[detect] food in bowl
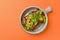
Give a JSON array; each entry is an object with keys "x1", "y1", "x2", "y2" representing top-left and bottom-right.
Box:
[{"x1": 22, "y1": 9, "x2": 46, "y2": 31}]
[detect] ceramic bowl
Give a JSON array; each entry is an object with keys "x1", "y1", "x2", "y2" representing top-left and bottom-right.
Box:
[{"x1": 20, "y1": 6, "x2": 52, "y2": 34}]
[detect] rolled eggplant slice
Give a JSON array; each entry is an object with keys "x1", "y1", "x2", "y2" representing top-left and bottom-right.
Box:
[{"x1": 29, "y1": 21, "x2": 38, "y2": 30}]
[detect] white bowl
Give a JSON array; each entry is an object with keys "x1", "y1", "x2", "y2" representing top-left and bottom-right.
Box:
[{"x1": 20, "y1": 6, "x2": 52, "y2": 34}]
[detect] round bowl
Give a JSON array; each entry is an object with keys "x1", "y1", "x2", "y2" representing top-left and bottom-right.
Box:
[{"x1": 20, "y1": 6, "x2": 52, "y2": 34}]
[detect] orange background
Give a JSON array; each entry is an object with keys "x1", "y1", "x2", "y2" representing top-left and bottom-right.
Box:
[{"x1": 0, "y1": 0, "x2": 60, "y2": 40}]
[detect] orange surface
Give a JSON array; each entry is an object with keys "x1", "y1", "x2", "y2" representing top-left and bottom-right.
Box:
[{"x1": 0, "y1": 0, "x2": 60, "y2": 40}]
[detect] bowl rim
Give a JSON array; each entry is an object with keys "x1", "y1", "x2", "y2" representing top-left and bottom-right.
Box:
[{"x1": 20, "y1": 6, "x2": 48, "y2": 34}]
